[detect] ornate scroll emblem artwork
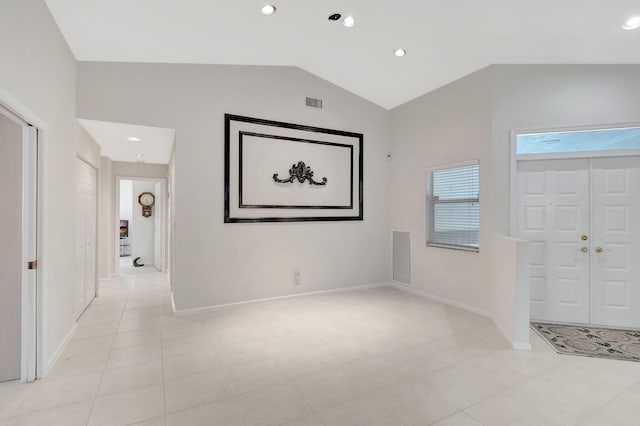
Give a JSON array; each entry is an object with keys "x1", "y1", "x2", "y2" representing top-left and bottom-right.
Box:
[{"x1": 273, "y1": 161, "x2": 327, "y2": 186}]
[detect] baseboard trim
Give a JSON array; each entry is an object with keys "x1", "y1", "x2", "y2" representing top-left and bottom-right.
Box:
[
  {"x1": 173, "y1": 283, "x2": 387, "y2": 316},
  {"x1": 490, "y1": 313, "x2": 531, "y2": 351},
  {"x1": 387, "y1": 282, "x2": 532, "y2": 350},
  {"x1": 387, "y1": 282, "x2": 492, "y2": 318},
  {"x1": 512, "y1": 341, "x2": 532, "y2": 351},
  {"x1": 99, "y1": 273, "x2": 117, "y2": 281},
  {"x1": 44, "y1": 323, "x2": 77, "y2": 377}
]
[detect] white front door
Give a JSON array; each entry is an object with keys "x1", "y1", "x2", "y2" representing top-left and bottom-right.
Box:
[
  {"x1": 517, "y1": 159, "x2": 591, "y2": 324},
  {"x1": 591, "y1": 157, "x2": 640, "y2": 328},
  {"x1": 518, "y1": 156, "x2": 640, "y2": 328}
]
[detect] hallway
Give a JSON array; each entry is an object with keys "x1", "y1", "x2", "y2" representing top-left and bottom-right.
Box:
[{"x1": 1, "y1": 269, "x2": 640, "y2": 425}]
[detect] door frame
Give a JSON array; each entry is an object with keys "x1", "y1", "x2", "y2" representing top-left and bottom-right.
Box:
[
  {"x1": 509, "y1": 122, "x2": 640, "y2": 328},
  {"x1": 114, "y1": 176, "x2": 168, "y2": 276},
  {"x1": 0, "y1": 87, "x2": 46, "y2": 381}
]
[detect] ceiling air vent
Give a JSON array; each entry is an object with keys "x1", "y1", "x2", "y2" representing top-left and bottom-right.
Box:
[{"x1": 305, "y1": 97, "x2": 323, "y2": 109}]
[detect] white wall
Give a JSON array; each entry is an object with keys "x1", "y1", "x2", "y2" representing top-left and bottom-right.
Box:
[
  {"x1": 491, "y1": 235, "x2": 530, "y2": 349},
  {"x1": 389, "y1": 67, "x2": 493, "y2": 314},
  {"x1": 77, "y1": 125, "x2": 101, "y2": 169},
  {"x1": 119, "y1": 180, "x2": 133, "y2": 223},
  {"x1": 112, "y1": 161, "x2": 168, "y2": 179},
  {"x1": 0, "y1": 0, "x2": 93, "y2": 374},
  {"x1": 130, "y1": 180, "x2": 156, "y2": 265},
  {"x1": 77, "y1": 63, "x2": 391, "y2": 310}
]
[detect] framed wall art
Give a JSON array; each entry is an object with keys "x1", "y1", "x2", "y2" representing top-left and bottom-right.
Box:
[{"x1": 224, "y1": 114, "x2": 363, "y2": 223}]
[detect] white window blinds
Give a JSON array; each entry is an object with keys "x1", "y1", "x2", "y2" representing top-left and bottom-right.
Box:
[{"x1": 428, "y1": 164, "x2": 479, "y2": 250}]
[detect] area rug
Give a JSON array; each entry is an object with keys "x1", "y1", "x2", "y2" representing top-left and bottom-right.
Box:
[{"x1": 531, "y1": 322, "x2": 640, "y2": 362}]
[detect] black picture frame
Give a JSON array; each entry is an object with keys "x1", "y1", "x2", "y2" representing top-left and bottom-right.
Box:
[{"x1": 224, "y1": 114, "x2": 364, "y2": 223}]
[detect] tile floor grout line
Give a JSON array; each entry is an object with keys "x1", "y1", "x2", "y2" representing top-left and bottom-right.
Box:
[
  {"x1": 573, "y1": 374, "x2": 640, "y2": 425},
  {"x1": 286, "y1": 375, "x2": 328, "y2": 426},
  {"x1": 84, "y1": 270, "x2": 134, "y2": 426},
  {"x1": 159, "y1": 283, "x2": 168, "y2": 426},
  {"x1": 434, "y1": 410, "x2": 473, "y2": 426}
]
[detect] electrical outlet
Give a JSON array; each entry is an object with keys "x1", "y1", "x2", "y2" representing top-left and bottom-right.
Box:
[{"x1": 294, "y1": 269, "x2": 301, "y2": 285}]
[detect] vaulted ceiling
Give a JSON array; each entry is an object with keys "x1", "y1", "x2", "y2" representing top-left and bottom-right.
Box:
[{"x1": 46, "y1": 0, "x2": 640, "y2": 109}]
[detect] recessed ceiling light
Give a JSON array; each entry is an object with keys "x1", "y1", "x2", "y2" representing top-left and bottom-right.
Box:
[
  {"x1": 623, "y1": 16, "x2": 640, "y2": 30},
  {"x1": 261, "y1": 5, "x2": 276, "y2": 15},
  {"x1": 135, "y1": 153, "x2": 144, "y2": 158},
  {"x1": 126, "y1": 136, "x2": 141, "y2": 141},
  {"x1": 393, "y1": 48, "x2": 407, "y2": 57},
  {"x1": 343, "y1": 16, "x2": 355, "y2": 28}
]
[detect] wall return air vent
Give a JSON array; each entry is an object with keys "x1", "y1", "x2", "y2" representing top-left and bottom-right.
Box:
[
  {"x1": 305, "y1": 97, "x2": 323, "y2": 109},
  {"x1": 392, "y1": 231, "x2": 412, "y2": 285}
]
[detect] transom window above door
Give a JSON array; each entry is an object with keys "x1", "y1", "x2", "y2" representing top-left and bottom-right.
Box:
[{"x1": 516, "y1": 126, "x2": 640, "y2": 156}]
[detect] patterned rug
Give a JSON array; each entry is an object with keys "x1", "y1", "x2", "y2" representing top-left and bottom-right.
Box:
[{"x1": 531, "y1": 322, "x2": 640, "y2": 362}]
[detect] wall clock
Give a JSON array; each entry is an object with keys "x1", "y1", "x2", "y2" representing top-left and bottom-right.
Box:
[{"x1": 138, "y1": 191, "x2": 155, "y2": 218}]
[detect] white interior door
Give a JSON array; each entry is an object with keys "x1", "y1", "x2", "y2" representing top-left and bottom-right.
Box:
[
  {"x1": 516, "y1": 159, "x2": 591, "y2": 324},
  {"x1": 75, "y1": 159, "x2": 97, "y2": 318},
  {"x1": 153, "y1": 181, "x2": 162, "y2": 271},
  {"x1": 84, "y1": 165, "x2": 97, "y2": 308},
  {"x1": 591, "y1": 157, "x2": 640, "y2": 328},
  {"x1": 0, "y1": 113, "x2": 24, "y2": 382}
]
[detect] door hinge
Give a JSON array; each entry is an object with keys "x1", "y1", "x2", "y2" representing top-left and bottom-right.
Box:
[{"x1": 27, "y1": 260, "x2": 37, "y2": 270}]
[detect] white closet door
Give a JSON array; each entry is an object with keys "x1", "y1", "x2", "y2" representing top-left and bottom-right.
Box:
[
  {"x1": 74, "y1": 160, "x2": 86, "y2": 318},
  {"x1": 75, "y1": 159, "x2": 97, "y2": 318},
  {"x1": 84, "y1": 164, "x2": 97, "y2": 308},
  {"x1": 516, "y1": 159, "x2": 591, "y2": 324},
  {"x1": 591, "y1": 157, "x2": 640, "y2": 328}
]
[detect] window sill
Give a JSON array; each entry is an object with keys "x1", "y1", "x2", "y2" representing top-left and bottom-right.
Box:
[{"x1": 426, "y1": 242, "x2": 479, "y2": 253}]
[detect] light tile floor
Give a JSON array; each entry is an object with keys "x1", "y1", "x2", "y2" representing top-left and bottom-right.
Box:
[{"x1": 1, "y1": 268, "x2": 640, "y2": 425}]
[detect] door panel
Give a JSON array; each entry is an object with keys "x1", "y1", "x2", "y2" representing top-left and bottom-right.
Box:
[
  {"x1": 75, "y1": 159, "x2": 97, "y2": 318},
  {"x1": 516, "y1": 159, "x2": 590, "y2": 324},
  {"x1": 591, "y1": 157, "x2": 640, "y2": 328},
  {"x1": 84, "y1": 165, "x2": 97, "y2": 308},
  {"x1": 0, "y1": 114, "x2": 23, "y2": 382},
  {"x1": 153, "y1": 181, "x2": 162, "y2": 271}
]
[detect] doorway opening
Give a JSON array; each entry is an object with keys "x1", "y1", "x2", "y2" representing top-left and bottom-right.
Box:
[
  {"x1": 117, "y1": 177, "x2": 166, "y2": 275},
  {"x1": 0, "y1": 103, "x2": 40, "y2": 383},
  {"x1": 512, "y1": 125, "x2": 640, "y2": 330}
]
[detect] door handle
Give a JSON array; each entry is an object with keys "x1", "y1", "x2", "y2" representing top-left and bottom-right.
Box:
[
  {"x1": 580, "y1": 247, "x2": 589, "y2": 253},
  {"x1": 595, "y1": 247, "x2": 604, "y2": 253}
]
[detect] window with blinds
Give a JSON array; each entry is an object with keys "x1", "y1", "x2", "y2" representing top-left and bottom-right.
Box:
[{"x1": 428, "y1": 163, "x2": 479, "y2": 251}]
